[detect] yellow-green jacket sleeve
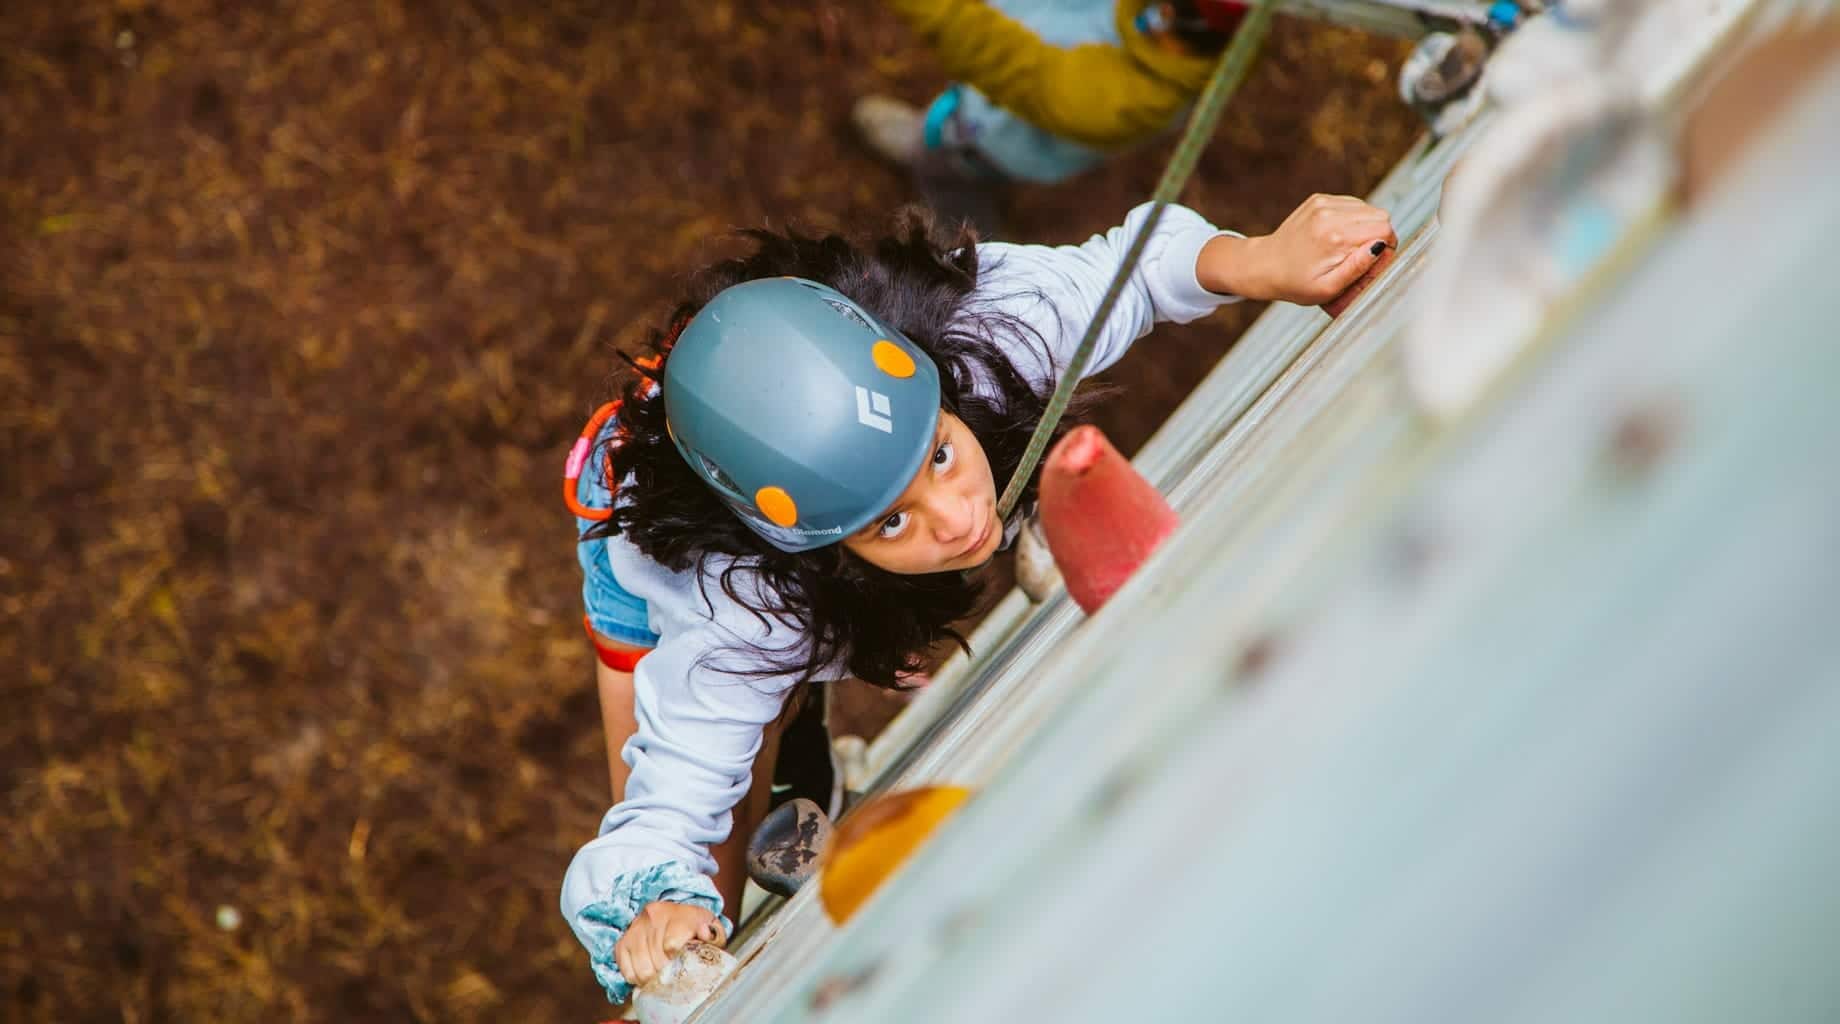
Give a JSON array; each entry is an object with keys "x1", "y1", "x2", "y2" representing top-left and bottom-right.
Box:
[{"x1": 885, "y1": 0, "x2": 1195, "y2": 150}]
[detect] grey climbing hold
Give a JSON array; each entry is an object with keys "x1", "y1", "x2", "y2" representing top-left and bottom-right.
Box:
[{"x1": 747, "y1": 797, "x2": 832, "y2": 898}]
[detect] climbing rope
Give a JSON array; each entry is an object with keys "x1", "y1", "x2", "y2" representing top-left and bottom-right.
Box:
[{"x1": 996, "y1": 0, "x2": 1280, "y2": 521}]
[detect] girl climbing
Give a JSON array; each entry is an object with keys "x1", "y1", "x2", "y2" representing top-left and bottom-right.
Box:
[{"x1": 561, "y1": 192, "x2": 1393, "y2": 1005}]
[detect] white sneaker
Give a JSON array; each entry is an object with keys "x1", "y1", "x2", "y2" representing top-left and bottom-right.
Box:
[{"x1": 852, "y1": 94, "x2": 925, "y2": 167}]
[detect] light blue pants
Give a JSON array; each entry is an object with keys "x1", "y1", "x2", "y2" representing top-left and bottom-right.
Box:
[{"x1": 922, "y1": 0, "x2": 1120, "y2": 184}]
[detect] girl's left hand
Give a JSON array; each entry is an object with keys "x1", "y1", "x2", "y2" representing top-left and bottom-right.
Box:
[{"x1": 1202, "y1": 194, "x2": 1396, "y2": 306}]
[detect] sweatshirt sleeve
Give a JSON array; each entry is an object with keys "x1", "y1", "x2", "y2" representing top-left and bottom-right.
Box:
[
  {"x1": 968, "y1": 201, "x2": 1242, "y2": 389},
  {"x1": 884, "y1": 0, "x2": 1195, "y2": 150},
  {"x1": 559, "y1": 564, "x2": 804, "y2": 1004}
]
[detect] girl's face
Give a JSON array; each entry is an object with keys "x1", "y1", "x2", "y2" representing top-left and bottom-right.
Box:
[{"x1": 844, "y1": 411, "x2": 1001, "y2": 575}]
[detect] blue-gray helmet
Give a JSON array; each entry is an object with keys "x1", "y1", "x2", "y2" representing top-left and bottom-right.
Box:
[{"x1": 662, "y1": 277, "x2": 943, "y2": 552}]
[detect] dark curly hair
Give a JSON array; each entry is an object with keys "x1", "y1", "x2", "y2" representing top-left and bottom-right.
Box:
[{"x1": 582, "y1": 209, "x2": 1095, "y2": 689}]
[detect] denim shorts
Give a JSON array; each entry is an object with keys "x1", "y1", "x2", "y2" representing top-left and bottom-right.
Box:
[{"x1": 574, "y1": 435, "x2": 662, "y2": 649}]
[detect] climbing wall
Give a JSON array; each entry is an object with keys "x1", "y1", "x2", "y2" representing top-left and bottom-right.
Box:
[{"x1": 677, "y1": 3, "x2": 1839, "y2": 1020}]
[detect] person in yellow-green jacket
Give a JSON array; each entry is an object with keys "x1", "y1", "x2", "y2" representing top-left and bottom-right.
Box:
[{"x1": 854, "y1": 0, "x2": 1249, "y2": 219}]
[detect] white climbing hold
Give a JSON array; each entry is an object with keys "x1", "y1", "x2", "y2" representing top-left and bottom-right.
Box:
[
  {"x1": 1014, "y1": 514, "x2": 1062, "y2": 603},
  {"x1": 633, "y1": 942, "x2": 738, "y2": 1024}
]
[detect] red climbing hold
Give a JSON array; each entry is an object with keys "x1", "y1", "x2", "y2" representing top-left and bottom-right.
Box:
[{"x1": 1037, "y1": 425, "x2": 1180, "y2": 614}]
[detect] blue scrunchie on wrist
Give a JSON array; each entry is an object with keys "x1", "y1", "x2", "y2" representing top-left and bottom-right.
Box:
[{"x1": 570, "y1": 861, "x2": 729, "y2": 1004}]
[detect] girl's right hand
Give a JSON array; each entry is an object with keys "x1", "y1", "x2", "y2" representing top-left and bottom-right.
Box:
[
  {"x1": 1202, "y1": 193, "x2": 1396, "y2": 306},
  {"x1": 615, "y1": 900, "x2": 726, "y2": 991}
]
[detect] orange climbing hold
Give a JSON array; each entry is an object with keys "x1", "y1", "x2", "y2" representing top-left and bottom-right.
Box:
[
  {"x1": 818, "y1": 785, "x2": 971, "y2": 925},
  {"x1": 1038, "y1": 425, "x2": 1180, "y2": 614}
]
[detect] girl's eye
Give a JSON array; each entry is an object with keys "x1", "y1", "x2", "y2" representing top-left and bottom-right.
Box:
[
  {"x1": 931, "y1": 441, "x2": 955, "y2": 473},
  {"x1": 877, "y1": 511, "x2": 911, "y2": 540}
]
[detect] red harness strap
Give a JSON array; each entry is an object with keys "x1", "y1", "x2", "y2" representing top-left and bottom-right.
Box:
[{"x1": 584, "y1": 615, "x2": 650, "y2": 672}]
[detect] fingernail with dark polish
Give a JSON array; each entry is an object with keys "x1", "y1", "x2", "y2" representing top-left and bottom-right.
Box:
[{"x1": 1370, "y1": 240, "x2": 1387, "y2": 256}]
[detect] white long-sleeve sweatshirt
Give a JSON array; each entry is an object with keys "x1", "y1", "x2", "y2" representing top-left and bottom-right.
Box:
[{"x1": 562, "y1": 202, "x2": 1240, "y2": 1002}]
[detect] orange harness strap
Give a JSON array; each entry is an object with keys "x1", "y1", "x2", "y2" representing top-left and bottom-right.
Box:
[{"x1": 563, "y1": 401, "x2": 623, "y2": 521}]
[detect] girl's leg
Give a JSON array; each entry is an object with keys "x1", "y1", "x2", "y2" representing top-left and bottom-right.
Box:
[
  {"x1": 594, "y1": 653, "x2": 641, "y2": 802},
  {"x1": 851, "y1": 90, "x2": 1011, "y2": 238},
  {"x1": 594, "y1": 640, "x2": 783, "y2": 921}
]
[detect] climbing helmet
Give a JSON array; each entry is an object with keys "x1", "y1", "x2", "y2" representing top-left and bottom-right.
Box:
[{"x1": 662, "y1": 277, "x2": 943, "y2": 552}]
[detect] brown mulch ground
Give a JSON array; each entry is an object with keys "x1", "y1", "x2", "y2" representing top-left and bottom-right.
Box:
[{"x1": 0, "y1": 2, "x2": 1418, "y2": 1019}]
